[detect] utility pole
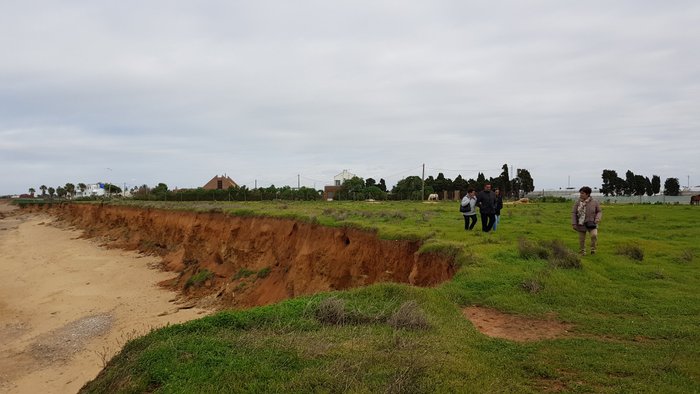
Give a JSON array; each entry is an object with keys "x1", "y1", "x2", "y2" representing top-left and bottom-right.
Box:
[
  {"x1": 421, "y1": 163, "x2": 425, "y2": 201},
  {"x1": 298, "y1": 174, "x2": 300, "y2": 189}
]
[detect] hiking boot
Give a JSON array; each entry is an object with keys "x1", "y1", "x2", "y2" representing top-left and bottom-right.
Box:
[
  {"x1": 590, "y1": 249, "x2": 596, "y2": 255},
  {"x1": 579, "y1": 250, "x2": 586, "y2": 256}
]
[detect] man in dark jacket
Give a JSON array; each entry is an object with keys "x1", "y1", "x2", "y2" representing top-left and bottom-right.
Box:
[{"x1": 476, "y1": 183, "x2": 497, "y2": 232}]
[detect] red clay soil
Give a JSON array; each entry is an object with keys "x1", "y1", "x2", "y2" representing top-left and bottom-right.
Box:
[
  {"x1": 464, "y1": 306, "x2": 574, "y2": 342},
  {"x1": 25, "y1": 203, "x2": 455, "y2": 308}
]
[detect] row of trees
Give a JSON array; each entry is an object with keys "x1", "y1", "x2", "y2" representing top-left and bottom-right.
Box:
[
  {"x1": 335, "y1": 164, "x2": 534, "y2": 201},
  {"x1": 131, "y1": 183, "x2": 322, "y2": 201},
  {"x1": 28, "y1": 165, "x2": 535, "y2": 202},
  {"x1": 423, "y1": 165, "x2": 534, "y2": 200},
  {"x1": 601, "y1": 170, "x2": 681, "y2": 196},
  {"x1": 28, "y1": 183, "x2": 122, "y2": 199}
]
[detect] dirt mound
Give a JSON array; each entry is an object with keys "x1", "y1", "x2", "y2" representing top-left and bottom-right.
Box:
[
  {"x1": 464, "y1": 306, "x2": 573, "y2": 342},
  {"x1": 27, "y1": 203, "x2": 455, "y2": 308}
]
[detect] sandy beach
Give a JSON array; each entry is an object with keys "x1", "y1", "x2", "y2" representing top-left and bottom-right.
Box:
[{"x1": 0, "y1": 201, "x2": 209, "y2": 394}]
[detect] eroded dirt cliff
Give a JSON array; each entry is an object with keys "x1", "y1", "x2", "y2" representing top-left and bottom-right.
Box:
[{"x1": 27, "y1": 203, "x2": 455, "y2": 308}]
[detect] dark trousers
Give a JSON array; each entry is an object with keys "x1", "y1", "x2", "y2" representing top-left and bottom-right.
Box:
[
  {"x1": 464, "y1": 215, "x2": 477, "y2": 230},
  {"x1": 481, "y1": 212, "x2": 496, "y2": 232}
]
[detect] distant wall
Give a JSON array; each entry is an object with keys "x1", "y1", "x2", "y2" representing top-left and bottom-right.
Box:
[{"x1": 526, "y1": 190, "x2": 693, "y2": 205}]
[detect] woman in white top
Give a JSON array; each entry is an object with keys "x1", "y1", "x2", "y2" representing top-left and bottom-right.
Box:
[{"x1": 461, "y1": 188, "x2": 478, "y2": 230}]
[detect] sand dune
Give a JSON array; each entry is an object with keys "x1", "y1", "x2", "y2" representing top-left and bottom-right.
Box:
[{"x1": 0, "y1": 201, "x2": 209, "y2": 394}]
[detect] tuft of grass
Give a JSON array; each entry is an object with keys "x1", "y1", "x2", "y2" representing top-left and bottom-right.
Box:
[
  {"x1": 616, "y1": 243, "x2": 645, "y2": 261},
  {"x1": 518, "y1": 238, "x2": 581, "y2": 269},
  {"x1": 257, "y1": 267, "x2": 271, "y2": 279},
  {"x1": 233, "y1": 268, "x2": 255, "y2": 280},
  {"x1": 314, "y1": 297, "x2": 347, "y2": 325},
  {"x1": 185, "y1": 269, "x2": 214, "y2": 288},
  {"x1": 646, "y1": 269, "x2": 666, "y2": 280},
  {"x1": 677, "y1": 249, "x2": 694, "y2": 264},
  {"x1": 521, "y1": 278, "x2": 544, "y2": 294},
  {"x1": 518, "y1": 237, "x2": 550, "y2": 260},
  {"x1": 544, "y1": 239, "x2": 582, "y2": 269},
  {"x1": 387, "y1": 301, "x2": 430, "y2": 330}
]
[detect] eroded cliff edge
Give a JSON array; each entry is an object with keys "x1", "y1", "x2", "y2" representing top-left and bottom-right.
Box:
[{"x1": 27, "y1": 203, "x2": 455, "y2": 308}]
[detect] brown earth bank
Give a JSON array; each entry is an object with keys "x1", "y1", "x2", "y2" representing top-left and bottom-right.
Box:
[{"x1": 24, "y1": 203, "x2": 456, "y2": 309}]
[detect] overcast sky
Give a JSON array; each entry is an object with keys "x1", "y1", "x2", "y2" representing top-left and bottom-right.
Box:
[{"x1": 2, "y1": 1, "x2": 699, "y2": 195}]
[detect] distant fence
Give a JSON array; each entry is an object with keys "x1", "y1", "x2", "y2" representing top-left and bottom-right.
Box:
[{"x1": 525, "y1": 191, "x2": 693, "y2": 205}]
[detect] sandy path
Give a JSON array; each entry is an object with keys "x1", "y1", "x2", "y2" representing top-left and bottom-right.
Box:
[{"x1": 0, "y1": 202, "x2": 210, "y2": 393}]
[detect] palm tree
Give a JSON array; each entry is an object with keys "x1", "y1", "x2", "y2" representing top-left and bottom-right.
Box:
[
  {"x1": 28, "y1": 187, "x2": 36, "y2": 197},
  {"x1": 65, "y1": 183, "x2": 75, "y2": 199},
  {"x1": 40, "y1": 185, "x2": 47, "y2": 196},
  {"x1": 48, "y1": 187, "x2": 55, "y2": 198}
]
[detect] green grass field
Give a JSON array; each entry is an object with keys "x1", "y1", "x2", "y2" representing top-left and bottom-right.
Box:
[{"x1": 79, "y1": 200, "x2": 699, "y2": 393}]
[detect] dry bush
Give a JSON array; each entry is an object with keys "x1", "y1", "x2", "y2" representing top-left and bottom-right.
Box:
[
  {"x1": 521, "y1": 278, "x2": 544, "y2": 294},
  {"x1": 545, "y1": 239, "x2": 582, "y2": 269},
  {"x1": 616, "y1": 244, "x2": 644, "y2": 261},
  {"x1": 518, "y1": 237, "x2": 550, "y2": 260},
  {"x1": 677, "y1": 249, "x2": 694, "y2": 264},
  {"x1": 519, "y1": 238, "x2": 581, "y2": 269},
  {"x1": 315, "y1": 297, "x2": 347, "y2": 325},
  {"x1": 387, "y1": 301, "x2": 430, "y2": 330}
]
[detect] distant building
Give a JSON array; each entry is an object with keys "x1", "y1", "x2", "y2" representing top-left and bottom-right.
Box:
[
  {"x1": 323, "y1": 170, "x2": 357, "y2": 200},
  {"x1": 203, "y1": 174, "x2": 238, "y2": 190},
  {"x1": 333, "y1": 169, "x2": 356, "y2": 186},
  {"x1": 73, "y1": 183, "x2": 106, "y2": 197}
]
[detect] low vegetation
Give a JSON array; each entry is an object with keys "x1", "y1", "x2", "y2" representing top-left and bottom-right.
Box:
[
  {"x1": 615, "y1": 243, "x2": 645, "y2": 261},
  {"x1": 32, "y1": 199, "x2": 697, "y2": 393},
  {"x1": 184, "y1": 269, "x2": 213, "y2": 288}
]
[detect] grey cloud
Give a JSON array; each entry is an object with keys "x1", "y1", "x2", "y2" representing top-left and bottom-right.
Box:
[{"x1": 1, "y1": 1, "x2": 699, "y2": 194}]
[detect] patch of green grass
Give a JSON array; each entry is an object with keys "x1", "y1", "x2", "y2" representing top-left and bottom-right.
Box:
[
  {"x1": 233, "y1": 268, "x2": 255, "y2": 280},
  {"x1": 256, "y1": 267, "x2": 271, "y2": 279},
  {"x1": 74, "y1": 200, "x2": 700, "y2": 392},
  {"x1": 185, "y1": 269, "x2": 214, "y2": 288}
]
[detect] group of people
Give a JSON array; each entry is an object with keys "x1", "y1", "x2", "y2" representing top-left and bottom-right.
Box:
[
  {"x1": 460, "y1": 184, "x2": 602, "y2": 256},
  {"x1": 460, "y1": 183, "x2": 503, "y2": 232}
]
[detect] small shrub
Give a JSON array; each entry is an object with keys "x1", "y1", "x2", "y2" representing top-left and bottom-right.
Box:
[
  {"x1": 521, "y1": 278, "x2": 544, "y2": 294},
  {"x1": 482, "y1": 236, "x2": 500, "y2": 245},
  {"x1": 545, "y1": 239, "x2": 582, "y2": 269},
  {"x1": 677, "y1": 249, "x2": 694, "y2": 264},
  {"x1": 647, "y1": 269, "x2": 666, "y2": 280},
  {"x1": 519, "y1": 238, "x2": 581, "y2": 269},
  {"x1": 387, "y1": 301, "x2": 430, "y2": 330},
  {"x1": 233, "y1": 268, "x2": 255, "y2": 280},
  {"x1": 616, "y1": 244, "x2": 644, "y2": 261},
  {"x1": 518, "y1": 238, "x2": 550, "y2": 260},
  {"x1": 315, "y1": 297, "x2": 347, "y2": 325},
  {"x1": 185, "y1": 269, "x2": 214, "y2": 288},
  {"x1": 257, "y1": 267, "x2": 271, "y2": 279}
]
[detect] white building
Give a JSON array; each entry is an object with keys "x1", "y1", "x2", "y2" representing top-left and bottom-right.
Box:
[
  {"x1": 333, "y1": 170, "x2": 357, "y2": 186},
  {"x1": 75, "y1": 183, "x2": 106, "y2": 197}
]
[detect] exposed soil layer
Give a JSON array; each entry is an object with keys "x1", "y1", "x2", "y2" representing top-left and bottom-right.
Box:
[
  {"x1": 464, "y1": 306, "x2": 573, "y2": 342},
  {"x1": 26, "y1": 203, "x2": 455, "y2": 308}
]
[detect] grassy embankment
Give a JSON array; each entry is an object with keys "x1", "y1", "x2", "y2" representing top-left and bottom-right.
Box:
[{"x1": 58, "y1": 200, "x2": 700, "y2": 392}]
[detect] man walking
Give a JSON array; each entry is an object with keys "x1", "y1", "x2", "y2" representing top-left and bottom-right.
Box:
[{"x1": 476, "y1": 183, "x2": 497, "y2": 232}]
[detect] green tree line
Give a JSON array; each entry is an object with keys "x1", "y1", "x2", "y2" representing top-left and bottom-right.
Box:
[{"x1": 601, "y1": 169, "x2": 680, "y2": 196}]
